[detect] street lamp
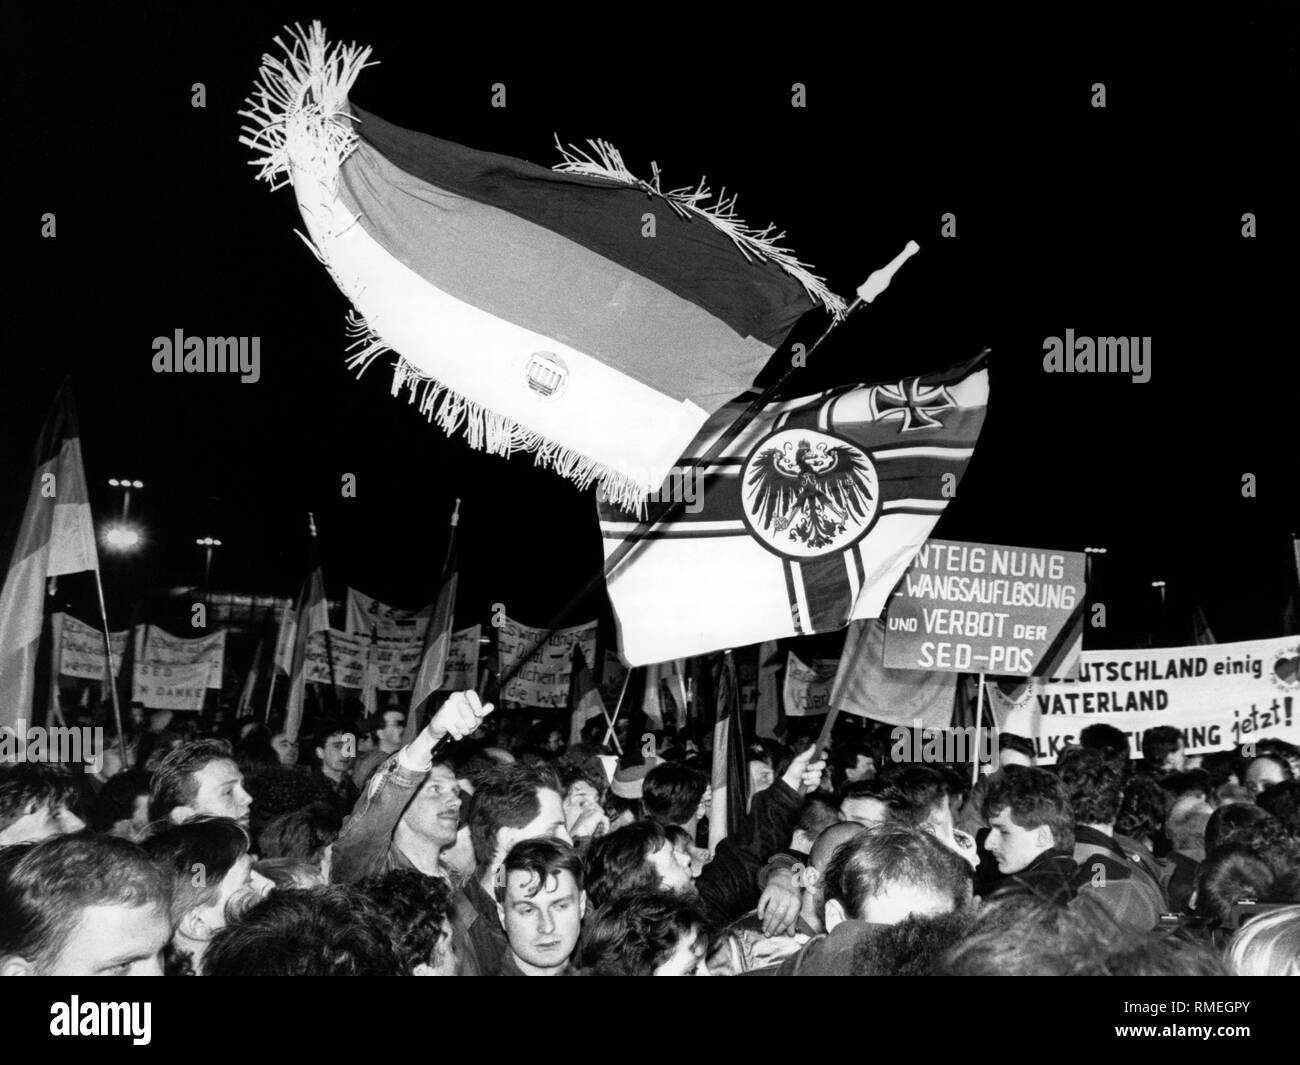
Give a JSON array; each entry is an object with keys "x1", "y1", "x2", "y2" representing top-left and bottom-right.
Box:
[
  {"x1": 107, "y1": 478, "x2": 144, "y2": 521},
  {"x1": 103, "y1": 524, "x2": 143, "y2": 553},
  {"x1": 196, "y1": 537, "x2": 223, "y2": 591}
]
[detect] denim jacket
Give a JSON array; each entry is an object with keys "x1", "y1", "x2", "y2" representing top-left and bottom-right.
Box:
[{"x1": 331, "y1": 751, "x2": 427, "y2": 884}]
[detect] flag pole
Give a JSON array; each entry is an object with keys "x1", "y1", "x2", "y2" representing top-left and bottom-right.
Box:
[
  {"x1": 491, "y1": 243, "x2": 924, "y2": 698},
  {"x1": 601, "y1": 670, "x2": 632, "y2": 753},
  {"x1": 91, "y1": 567, "x2": 128, "y2": 774},
  {"x1": 405, "y1": 499, "x2": 460, "y2": 745},
  {"x1": 971, "y1": 673, "x2": 986, "y2": 786}
]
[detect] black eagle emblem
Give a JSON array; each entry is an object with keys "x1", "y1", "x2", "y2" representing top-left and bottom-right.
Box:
[{"x1": 746, "y1": 439, "x2": 874, "y2": 549}]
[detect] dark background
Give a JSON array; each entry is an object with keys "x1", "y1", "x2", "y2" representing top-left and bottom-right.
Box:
[{"x1": 3, "y1": 6, "x2": 1297, "y2": 652}]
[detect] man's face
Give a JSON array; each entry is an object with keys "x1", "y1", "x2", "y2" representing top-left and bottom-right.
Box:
[
  {"x1": 271, "y1": 734, "x2": 298, "y2": 766},
  {"x1": 379, "y1": 712, "x2": 406, "y2": 748},
  {"x1": 1246, "y1": 758, "x2": 1286, "y2": 796},
  {"x1": 498, "y1": 869, "x2": 585, "y2": 974},
  {"x1": 1167, "y1": 741, "x2": 1188, "y2": 773},
  {"x1": 985, "y1": 806, "x2": 1052, "y2": 874},
  {"x1": 647, "y1": 840, "x2": 696, "y2": 895},
  {"x1": 840, "y1": 796, "x2": 890, "y2": 829},
  {"x1": 563, "y1": 781, "x2": 600, "y2": 832},
  {"x1": 653, "y1": 925, "x2": 709, "y2": 976},
  {"x1": 496, "y1": 789, "x2": 571, "y2": 863},
  {"x1": 317, "y1": 733, "x2": 356, "y2": 775},
  {"x1": 402, "y1": 765, "x2": 462, "y2": 846},
  {"x1": 0, "y1": 801, "x2": 85, "y2": 846},
  {"x1": 187, "y1": 759, "x2": 252, "y2": 827},
  {"x1": 845, "y1": 754, "x2": 876, "y2": 783},
  {"x1": 37, "y1": 903, "x2": 171, "y2": 976},
  {"x1": 748, "y1": 760, "x2": 775, "y2": 796}
]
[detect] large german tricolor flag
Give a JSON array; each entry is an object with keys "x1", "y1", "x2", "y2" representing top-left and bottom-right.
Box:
[
  {"x1": 0, "y1": 382, "x2": 101, "y2": 731},
  {"x1": 240, "y1": 22, "x2": 843, "y2": 511}
]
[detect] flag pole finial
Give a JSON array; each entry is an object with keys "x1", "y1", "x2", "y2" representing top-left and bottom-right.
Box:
[
  {"x1": 307, "y1": 512, "x2": 318, "y2": 538},
  {"x1": 856, "y1": 240, "x2": 921, "y2": 304},
  {"x1": 450, "y1": 498, "x2": 461, "y2": 526}
]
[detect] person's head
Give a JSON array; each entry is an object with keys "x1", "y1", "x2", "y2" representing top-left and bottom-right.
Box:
[
  {"x1": 1056, "y1": 746, "x2": 1125, "y2": 831},
  {"x1": 357, "y1": 870, "x2": 457, "y2": 975},
  {"x1": 1105, "y1": 933, "x2": 1229, "y2": 976},
  {"x1": 831, "y1": 742, "x2": 877, "y2": 789},
  {"x1": 494, "y1": 837, "x2": 586, "y2": 975},
  {"x1": 1256, "y1": 738, "x2": 1300, "y2": 779},
  {"x1": 257, "y1": 801, "x2": 342, "y2": 882},
  {"x1": 205, "y1": 886, "x2": 403, "y2": 975},
  {"x1": 1245, "y1": 754, "x2": 1293, "y2": 797},
  {"x1": 141, "y1": 817, "x2": 258, "y2": 968},
  {"x1": 313, "y1": 721, "x2": 356, "y2": 777},
  {"x1": 557, "y1": 760, "x2": 607, "y2": 835},
  {"x1": 746, "y1": 745, "x2": 775, "y2": 797},
  {"x1": 796, "y1": 821, "x2": 868, "y2": 931},
  {"x1": 1257, "y1": 781, "x2": 1300, "y2": 831},
  {"x1": 642, "y1": 763, "x2": 708, "y2": 829},
  {"x1": 397, "y1": 761, "x2": 463, "y2": 851},
  {"x1": 938, "y1": 894, "x2": 1110, "y2": 976},
  {"x1": 89, "y1": 770, "x2": 153, "y2": 841},
  {"x1": 584, "y1": 820, "x2": 694, "y2": 908},
  {"x1": 790, "y1": 795, "x2": 841, "y2": 853},
  {"x1": 1115, "y1": 774, "x2": 1169, "y2": 847},
  {"x1": 880, "y1": 765, "x2": 954, "y2": 831},
  {"x1": 996, "y1": 732, "x2": 1036, "y2": 769},
  {"x1": 839, "y1": 779, "x2": 894, "y2": 829},
  {"x1": 269, "y1": 731, "x2": 299, "y2": 767},
  {"x1": 1226, "y1": 905, "x2": 1300, "y2": 976},
  {"x1": 1205, "y1": 801, "x2": 1273, "y2": 855},
  {"x1": 0, "y1": 763, "x2": 84, "y2": 845},
  {"x1": 468, "y1": 763, "x2": 569, "y2": 880},
  {"x1": 822, "y1": 823, "x2": 971, "y2": 929},
  {"x1": 1167, "y1": 805, "x2": 1211, "y2": 858},
  {"x1": 150, "y1": 739, "x2": 251, "y2": 826},
  {"x1": 579, "y1": 890, "x2": 710, "y2": 975},
  {"x1": 1079, "y1": 723, "x2": 1131, "y2": 762},
  {"x1": 254, "y1": 857, "x2": 327, "y2": 890},
  {"x1": 370, "y1": 709, "x2": 407, "y2": 751},
  {"x1": 1191, "y1": 846, "x2": 1277, "y2": 929},
  {"x1": 982, "y1": 765, "x2": 1074, "y2": 874},
  {"x1": 1142, "y1": 726, "x2": 1186, "y2": 774},
  {"x1": 0, "y1": 834, "x2": 171, "y2": 975}
]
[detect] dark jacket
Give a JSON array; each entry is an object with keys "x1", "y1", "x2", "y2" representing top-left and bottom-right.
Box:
[
  {"x1": 696, "y1": 779, "x2": 802, "y2": 929},
  {"x1": 982, "y1": 847, "x2": 1078, "y2": 905},
  {"x1": 1069, "y1": 825, "x2": 1165, "y2": 934},
  {"x1": 451, "y1": 874, "x2": 508, "y2": 977}
]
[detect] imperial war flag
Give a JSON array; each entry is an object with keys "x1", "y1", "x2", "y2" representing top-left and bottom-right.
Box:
[{"x1": 599, "y1": 353, "x2": 989, "y2": 665}]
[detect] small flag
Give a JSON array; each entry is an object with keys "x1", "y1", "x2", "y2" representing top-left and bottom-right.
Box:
[
  {"x1": 567, "y1": 644, "x2": 606, "y2": 748},
  {"x1": 0, "y1": 382, "x2": 101, "y2": 732},
  {"x1": 406, "y1": 502, "x2": 460, "y2": 743},
  {"x1": 643, "y1": 659, "x2": 688, "y2": 733},
  {"x1": 599, "y1": 353, "x2": 989, "y2": 664},
  {"x1": 282, "y1": 566, "x2": 329, "y2": 743},
  {"x1": 240, "y1": 23, "x2": 843, "y2": 512},
  {"x1": 830, "y1": 619, "x2": 957, "y2": 729},
  {"x1": 708, "y1": 653, "x2": 750, "y2": 851},
  {"x1": 754, "y1": 641, "x2": 783, "y2": 738},
  {"x1": 236, "y1": 619, "x2": 271, "y2": 718}
]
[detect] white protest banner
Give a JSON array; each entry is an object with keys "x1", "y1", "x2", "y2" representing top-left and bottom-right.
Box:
[
  {"x1": 993, "y1": 635, "x2": 1300, "y2": 764},
  {"x1": 499, "y1": 615, "x2": 598, "y2": 709},
  {"x1": 442, "y1": 626, "x2": 480, "y2": 691},
  {"x1": 304, "y1": 629, "x2": 366, "y2": 687},
  {"x1": 53, "y1": 613, "x2": 128, "y2": 681},
  {"x1": 345, "y1": 588, "x2": 430, "y2": 640},
  {"x1": 783, "y1": 652, "x2": 839, "y2": 717},
  {"x1": 883, "y1": 540, "x2": 1085, "y2": 677},
  {"x1": 133, "y1": 661, "x2": 211, "y2": 711},
  {"x1": 135, "y1": 627, "x2": 226, "y2": 688}
]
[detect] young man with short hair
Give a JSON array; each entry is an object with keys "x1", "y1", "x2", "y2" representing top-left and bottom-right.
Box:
[
  {"x1": 351, "y1": 708, "x2": 407, "y2": 787},
  {"x1": 579, "y1": 890, "x2": 711, "y2": 975},
  {"x1": 1141, "y1": 725, "x2": 1186, "y2": 777},
  {"x1": 313, "y1": 720, "x2": 359, "y2": 813},
  {"x1": 0, "y1": 834, "x2": 172, "y2": 976},
  {"x1": 0, "y1": 763, "x2": 86, "y2": 845},
  {"x1": 979, "y1": 765, "x2": 1078, "y2": 903},
  {"x1": 149, "y1": 738, "x2": 253, "y2": 827},
  {"x1": 495, "y1": 836, "x2": 586, "y2": 976}
]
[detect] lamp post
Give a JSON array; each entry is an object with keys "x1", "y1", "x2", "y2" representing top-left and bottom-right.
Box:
[
  {"x1": 196, "y1": 537, "x2": 222, "y2": 604},
  {"x1": 107, "y1": 478, "x2": 144, "y2": 521}
]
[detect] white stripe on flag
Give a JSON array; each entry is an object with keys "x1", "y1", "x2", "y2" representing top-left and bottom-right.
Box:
[
  {"x1": 881, "y1": 499, "x2": 947, "y2": 513},
  {"x1": 874, "y1": 447, "x2": 976, "y2": 461},
  {"x1": 790, "y1": 560, "x2": 813, "y2": 633}
]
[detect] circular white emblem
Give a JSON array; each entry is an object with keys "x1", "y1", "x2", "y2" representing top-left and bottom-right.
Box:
[{"x1": 740, "y1": 429, "x2": 880, "y2": 559}]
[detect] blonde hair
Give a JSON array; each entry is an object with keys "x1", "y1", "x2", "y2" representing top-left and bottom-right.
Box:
[{"x1": 1227, "y1": 905, "x2": 1300, "y2": 976}]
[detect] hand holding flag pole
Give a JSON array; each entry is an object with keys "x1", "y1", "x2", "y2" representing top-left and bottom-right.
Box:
[{"x1": 482, "y1": 242, "x2": 923, "y2": 714}]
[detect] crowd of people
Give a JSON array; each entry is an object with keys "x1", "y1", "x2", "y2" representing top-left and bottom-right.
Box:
[{"x1": 2, "y1": 691, "x2": 1299, "y2": 976}]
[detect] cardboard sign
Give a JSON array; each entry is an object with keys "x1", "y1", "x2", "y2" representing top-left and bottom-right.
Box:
[{"x1": 883, "y1": 539, "x2": 1085, "y2": 676}]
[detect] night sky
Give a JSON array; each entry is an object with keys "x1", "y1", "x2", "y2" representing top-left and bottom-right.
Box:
[{"x1": 4, "y1": 8, "x2": 1297, "y2": 655}]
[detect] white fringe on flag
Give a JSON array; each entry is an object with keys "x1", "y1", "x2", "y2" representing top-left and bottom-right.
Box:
[
  {"x1": 552, "y1": 139, "x2": 847, "y2": 320},
  {"x1": 237, "y1": 21, "x2": 839, "y2": 514}
]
